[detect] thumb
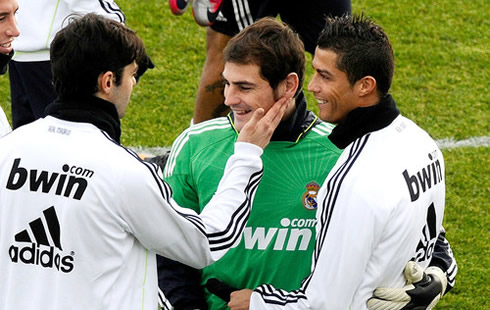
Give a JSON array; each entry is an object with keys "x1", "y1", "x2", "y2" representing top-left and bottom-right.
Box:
[
  {"x1": 241, "y1": 108, "x2": 265, "y2": 130},
  {"x1": 404, "y1": 261, "x2": 425, "y2": 284},
  {"x1": 251, "y1": 108, "x2": 265, "y2": 121}
]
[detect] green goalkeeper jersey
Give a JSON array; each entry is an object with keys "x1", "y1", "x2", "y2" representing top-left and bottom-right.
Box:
[{"x1": 163, "y1": 109, "x2": 341, "y2": 309}]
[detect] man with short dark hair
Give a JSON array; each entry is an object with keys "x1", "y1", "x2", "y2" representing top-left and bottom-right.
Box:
[
  {"x1": 229, "y1": 14, "x2": 457, "y2": 310},
  {"x1": 158, "y1": 17, "x2": 343, "y2": 310},
  {"x1": 0, "y1": 13, "x2": 286, "y2": 309}
]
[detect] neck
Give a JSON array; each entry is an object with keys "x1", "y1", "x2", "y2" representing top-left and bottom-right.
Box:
[
  {"x1": 329, "y1": 94, "x2": 400, "y2": 149},
  {"x1": 45, "y1": 96, "x2": 122, "y2": 143}
]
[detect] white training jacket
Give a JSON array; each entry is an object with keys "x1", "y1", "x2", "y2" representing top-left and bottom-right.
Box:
[
  {"x1": 0, "y1": 106, "x2": 11, "y2": 137},
  {"x1": 13, "y1": 0, "x2": 125, "y2": 62},
  {"x1": 252, "y1": 115, "x2": 446, "y2": 309},
  {"x1": 0, "y1": 116, "x2": 263, "y2": 309}
]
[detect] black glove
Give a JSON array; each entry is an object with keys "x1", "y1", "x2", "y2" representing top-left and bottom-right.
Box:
[
  {"x1": 205, "y1": 278, "x2": 238, "y2": 303},
  {"x1": 367, "y1": 262, "x2": 447, "y2": 310}
]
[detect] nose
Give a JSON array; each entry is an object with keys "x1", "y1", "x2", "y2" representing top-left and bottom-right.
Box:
[
  {"x1": 223, "y1": 85, "x2": 239, "y2": 107},
  {"x1": 307, "y1": 74, "x2": 320, "y2": 93},
  {"x1": 6, "y1": 16, "x2": 20, "y2": 38}
]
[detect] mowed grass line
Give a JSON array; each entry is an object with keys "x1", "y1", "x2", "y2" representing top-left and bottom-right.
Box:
[{"x1": 0, "y1": 0, "x2": 488, "y2": 307}]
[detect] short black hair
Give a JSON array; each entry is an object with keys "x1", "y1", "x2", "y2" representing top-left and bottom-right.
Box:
[
  {"x1": 50, "y1": 13, "x2": 148, "y2": 100},
  {"x1": 317, "y1": 14, "x2": 394, "y2": 96}
]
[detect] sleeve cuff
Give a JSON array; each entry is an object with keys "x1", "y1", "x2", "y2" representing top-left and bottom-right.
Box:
[{"x1": 234, "y1": 141, "x2": 264, "y2": 157}]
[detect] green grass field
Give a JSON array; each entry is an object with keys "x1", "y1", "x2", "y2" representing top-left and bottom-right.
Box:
[{"x1": 0, "y1": 0, "x2": 488, "y2": 307}]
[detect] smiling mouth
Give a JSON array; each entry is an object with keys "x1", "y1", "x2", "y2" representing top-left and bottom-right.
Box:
[
  {"x1": 316, "y1": 99, "x2": 328, "y2": 105},
  {"x1": 233, "y1": 109, "x2": 252, "y2": 116},
  {"x1": 0, "y1": 42, "x2": 12, "y2": 48}
]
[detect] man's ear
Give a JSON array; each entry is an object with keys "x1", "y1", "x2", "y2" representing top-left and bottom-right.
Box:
[
  {"x1": 97, "y1": 71, "x2": 115, "y2": 96},
  {"x1": 357, "y1": 75, "x2": 377, "y2": 97},
  {"x1": 284, "y1": 72, "x2": 299, "y2": 98}
]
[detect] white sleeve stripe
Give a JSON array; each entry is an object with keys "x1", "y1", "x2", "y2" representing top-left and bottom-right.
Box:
[
  {"x1": 165, "y1": 120, "x2": 230, "y2": 177},
  {"x1": 255, "y1": 284, "x2": 307, "y2": 305},
  {"x1": 158, "y1": 288, "x2": 174, "y2": 310},
  {"x1": 446, "y1": 260, "x2": 458, "y2": 287},
  {"x1": 437, "y1": 227, "x2": 458, "y2": 287},
  {"x1": 311, "y1": 123, "x2": 335, "y2": 136}
]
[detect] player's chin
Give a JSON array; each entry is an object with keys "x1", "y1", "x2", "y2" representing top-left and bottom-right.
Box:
[{"x1": 234, "y1": 114, "x2": 252, "y2": 131}]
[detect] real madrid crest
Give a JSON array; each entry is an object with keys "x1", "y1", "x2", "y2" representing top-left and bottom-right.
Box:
[{"x1": 302, "y1": 181, "x2": 320, "y2": 210}]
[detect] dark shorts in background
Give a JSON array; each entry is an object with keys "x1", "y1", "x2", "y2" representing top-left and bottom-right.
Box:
[{"x1": 211, "y1": 0, "x2": 352, "y2": 53}]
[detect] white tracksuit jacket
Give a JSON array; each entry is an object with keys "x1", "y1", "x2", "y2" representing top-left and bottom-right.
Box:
[
  {"x1": 13, "y1": 0, "x2": 125, "y2": 62},
  {"x1": 0, "y1": 116, "x2": 263, "y2": 309},
  {"x1": 252, "y1": 114, "x2": 446, "y2": 309}
]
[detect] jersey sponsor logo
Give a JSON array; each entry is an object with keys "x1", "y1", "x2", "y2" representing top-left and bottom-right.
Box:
[
  {"x1": 413, "y1": 203, "x2": 438, "y2": 263},
  {"x1": 234, "y1": 218, "x2": 316, "y2": 251},
  {"x1": 302, "y1": 182, "x2": 320, "y2": 210},
  {"x1": 403, "y1": 151, "x2": 443, "y2": 202},
  {"x1": 8, "y1": 206, "x2": 75, "y2": 273},
  {"x1": 6, "y1": 158, "x2": 93, "y2": 200}
]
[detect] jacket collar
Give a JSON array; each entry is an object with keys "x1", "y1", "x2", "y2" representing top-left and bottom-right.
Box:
[
  {"x1": 0, "y1": 50, "x2": 13, "y2": 75},
  {"x1": 45, "y1": 95, "x2": 121, "y2": 143},
  {"x1": 229, "y1": 91, "x2": 320, "y2": 143},
  {"x1": 329, "y1": 94, "x2": 400, "y2": 149}
]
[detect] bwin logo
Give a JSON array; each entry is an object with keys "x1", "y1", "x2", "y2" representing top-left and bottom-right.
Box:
[
  {"x1": 9, "y1": 206, "x2": 74, "y2": 273},
  {"x1": 403, "y1": 152, "x2": 443, "y2": 202},
  {"x1": 6, "y1": 158, "x2": 93, "y2": 200}
]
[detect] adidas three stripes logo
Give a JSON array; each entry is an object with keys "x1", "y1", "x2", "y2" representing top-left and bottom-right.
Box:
[
  {"x1": 8, "y1": 206, "x2": 75, "y2": 273},
  {"x1": 14, "y1": 206, "x2": 63, "y2": 251}
]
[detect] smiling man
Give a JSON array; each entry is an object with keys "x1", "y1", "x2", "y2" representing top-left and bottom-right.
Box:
[{"x1": 157, "y1": 17, "x2": 342, "y2": 310}]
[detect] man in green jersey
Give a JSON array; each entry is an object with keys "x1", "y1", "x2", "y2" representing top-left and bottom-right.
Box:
[
  {"x1": 157, "y1": 17, "x2": 456, "y2": 310},
  {"x1": 158, "y1": 17, "x2": 341, "y2": 310}
]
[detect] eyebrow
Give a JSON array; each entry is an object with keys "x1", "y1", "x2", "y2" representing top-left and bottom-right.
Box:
[
  {"x1": 0, "y1": 6, "x2": 18, "y2": 17},
  {"x1": 315, "y1": 67, "x2": 332, "y2": 77},
  {"x1": 221, "y1": 74, "x2": 256, "y2": 87}
]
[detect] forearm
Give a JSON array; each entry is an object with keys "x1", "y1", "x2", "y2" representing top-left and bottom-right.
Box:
[
  {"x1": 200, "y1": 142, "x2": 263, "y2": 261},
  {"x1": 429, "y1": 227, "x2": 457, "y2": 293}
]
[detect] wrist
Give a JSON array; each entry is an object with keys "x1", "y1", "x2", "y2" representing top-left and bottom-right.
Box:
[{"x1": 426, "y1": 266, "x2": 447, "y2": 295}]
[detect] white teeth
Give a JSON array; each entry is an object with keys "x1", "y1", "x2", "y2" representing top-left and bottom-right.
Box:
[
  {"x1": 317, "y1": 100, "x2": 327, "y2": 105},
  {"x1": 234, "y1": 110, "x2": 250, "y2": 114},
  {"x1": 1, "y1": 43, "x2": 11, "y2": 48}
]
